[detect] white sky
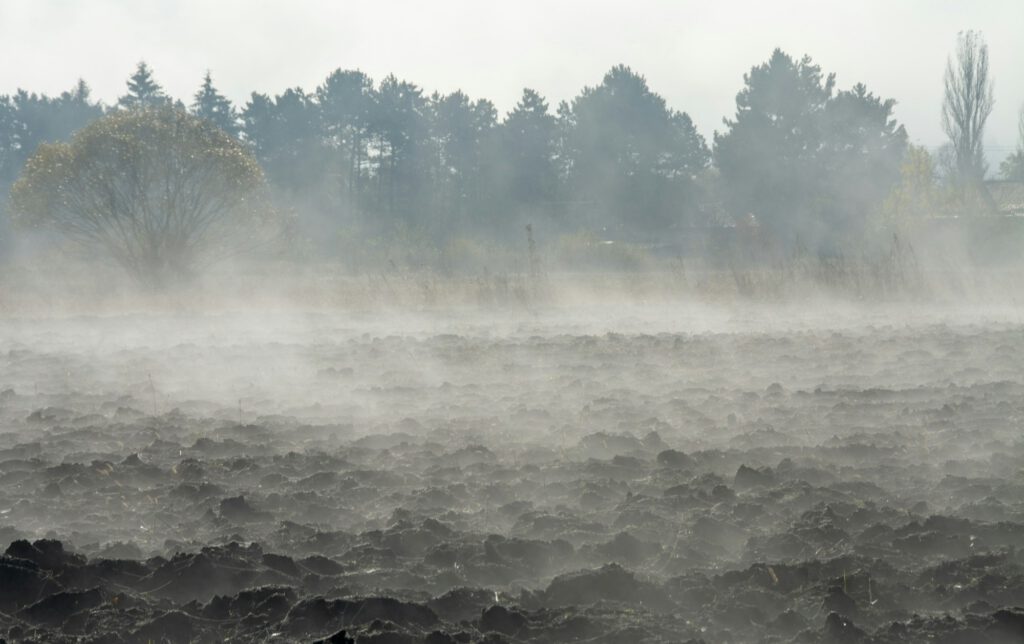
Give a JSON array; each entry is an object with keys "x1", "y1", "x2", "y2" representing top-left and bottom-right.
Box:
[{"x1": 1, "y1": 0, "x2": 1022, "y2": 163}]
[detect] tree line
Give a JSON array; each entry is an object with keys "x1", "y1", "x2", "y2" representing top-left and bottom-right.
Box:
[{"x1": 2, "y1": 32, "x2": 1021, "y2": 259}]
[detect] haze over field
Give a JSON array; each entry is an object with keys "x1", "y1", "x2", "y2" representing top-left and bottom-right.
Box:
[{"x1": 3, "y1": 3, "x2": 1024, "y2": 644}]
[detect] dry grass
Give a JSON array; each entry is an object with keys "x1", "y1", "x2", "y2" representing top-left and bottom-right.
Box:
[
  {"x1": 719, "y1": 234, "x2": 925, "y2": 300},
  {"x1": 2, "y1": 228, "x2": 1023, "y2": 316}
]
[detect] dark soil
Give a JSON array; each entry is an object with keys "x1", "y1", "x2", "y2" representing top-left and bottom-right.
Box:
[{"x1": 1, "y1": 308, "x2": 1023, "y2": 642}]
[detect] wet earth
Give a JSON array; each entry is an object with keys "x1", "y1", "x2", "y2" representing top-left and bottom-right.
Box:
[{"x1": 1, "y1": 305, "x2": 1024, "y2": 643}]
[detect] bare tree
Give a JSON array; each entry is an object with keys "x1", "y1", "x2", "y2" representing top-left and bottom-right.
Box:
[{"x1": 941, "y1": 30, "x2": 995, "y2": 211}]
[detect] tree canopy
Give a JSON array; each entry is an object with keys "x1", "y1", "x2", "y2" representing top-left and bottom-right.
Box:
[
  {"x1": 6, "y1": 50, "x2": 1018, "y2": 266},
  {"x1": 117, "y1": 62, "x2": 172, "y2": 110},
  {"x1": 192, "y1": 71, "x2": 239, "y2": 138},
  {"x1": 11, "y1": 107, "x2": 275, "y2": 287},
  {"x1": 999, "y1": 104, "x2": 1024, "y2": 181},
  {"x1": 714, "y1": 49, "x2": 906, "y2": 245},
  {"x1": 498, "y1": 88, "x2": 558, "y2": 212},
  {"x1": 559, "y1": 65, "x2": 710, "y2": 232}
]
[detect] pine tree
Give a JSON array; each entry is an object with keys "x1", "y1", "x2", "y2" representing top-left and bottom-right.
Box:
[
  {"x1": 502, "y1": 88, "x2": 557, "y2": 208},
  {"x1": 191, "y1": 71, "x2": 239, "y2": 137},
  {"x1": 117, "y1": 61, "x2": 169, "y2": 110}
]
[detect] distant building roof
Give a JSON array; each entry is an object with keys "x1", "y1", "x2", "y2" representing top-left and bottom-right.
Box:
[{"x1": 986, "y1": 181, "x2": 1024, "y2": 215}]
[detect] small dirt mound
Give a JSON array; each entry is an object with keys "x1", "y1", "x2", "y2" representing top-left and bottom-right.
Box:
[
  {"x1": 428, "y1": 588, "x2": 495, "y2": 623},
  {"x1": 283, "y1": 597, "x2": 437, "y2": 635},
  {"x1": 989, "y1": 608, "x2": 1024, "y2": 641},
  {"x1": 20, "y1": 588, "x2": 103, "y2": 626},
  {"x1": 591, "y1": 532, "x2": 662, "y2": 564},
  {"x1": 823, "y1": 611, "x2": 868, "y2": 643},
  {"x1": 656, "y1": 449, "x2": 695, "y2": 468},
  {"x1": 218, "y1": 495, "x2": 271, "y2": 522},
  {"x1": 313, "y1": 630, "x2": 356, "y2": 644},
  {"x1": 0, "y1": 557, "x2": 58, "y2": 609},
  {"x1": 480, "y1": 604, "x2": 528, "y2": 636},
  {"x1": 734, "y1": 465, "x2": 776, "y2": 490},
  {"x1": 131, "y1": 610, "x2": 196, "y2": 644},
  {"x1": 5, "y1": 539, "x2": 85, "y2": 570},
  {"x1": 542, "y1": 564, "x2": 666, "y2": 609}
]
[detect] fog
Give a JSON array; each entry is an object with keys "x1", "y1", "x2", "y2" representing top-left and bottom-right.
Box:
[{"x1": 3, "y1": 3, "x2": 1024, "y2": 644}]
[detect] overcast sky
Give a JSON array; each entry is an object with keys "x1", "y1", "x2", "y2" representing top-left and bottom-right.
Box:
[{"x1": 1, "y1": 0, "x2": 1022, "y2": 164}]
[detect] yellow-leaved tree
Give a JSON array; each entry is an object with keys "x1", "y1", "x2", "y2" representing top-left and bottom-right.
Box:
[
  {"x1": 880, "y1": 144, "x2": 947, "y2": 222},
  {"x1": 11, "y1": 106, "x2": 284, "y2": 288}
]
